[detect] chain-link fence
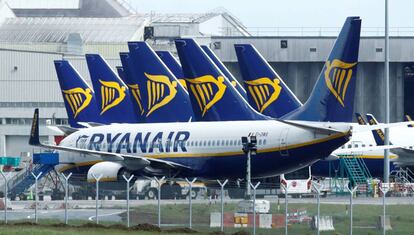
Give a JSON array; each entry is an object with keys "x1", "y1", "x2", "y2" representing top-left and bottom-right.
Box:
[{"x1": 1, "y1": 172, "x2": 414, "y2": 234}]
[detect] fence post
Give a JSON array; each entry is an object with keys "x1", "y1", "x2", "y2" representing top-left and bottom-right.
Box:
[
  {"x1": 312, "y1": 182, "x2": 323, "y2": 235},
  {"x1": 281, "y1": 184, "x2": 288, "y2": 235},
  {"x1": 0, "y1": 172, "x2": 8, "y2": 224},
  {"x1": 249, "y1": 182, "x2": 261, "y2": 235},
  {"x1": 185, "y1": 177, "x2": 197, "y2": 229},
  {"x1": 31, "y1": 172, "x2": 42, "y2": 224},
  {"x1": 61, "y1": 173, "x2": 72, "y2": 225},
  {"x1": 123, "y1": 174, "x2": 134, "y2": 228},
  {"x1": 92, "y1": 173, "x2": 102, "y2": 224},
  {"x1": 153, "y1": 176, "x2": 165, "y2": 227},
  {"x1": 217, "y1": 179, "x2": 228, "y2": 232},
  {"x1": 346, "y1": 185, "x2": 358, "y2": 235},
  {"x1": 379, "y1": 184, "x2": 389, "y2": 235}
]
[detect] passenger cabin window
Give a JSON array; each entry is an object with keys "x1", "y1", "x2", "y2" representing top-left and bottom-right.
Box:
[{"x1": 225, "y1": 140, "x2": 229, "y2": 146}]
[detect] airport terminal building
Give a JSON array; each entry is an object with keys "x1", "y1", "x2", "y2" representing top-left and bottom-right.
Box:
[{"x1": 0, "y1": 0, "x2": 413, "y2": 158}]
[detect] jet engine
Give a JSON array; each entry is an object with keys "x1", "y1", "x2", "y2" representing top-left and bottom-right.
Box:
[{"x1": 87, "y1": 161, "x2": 127, "y2": 183}]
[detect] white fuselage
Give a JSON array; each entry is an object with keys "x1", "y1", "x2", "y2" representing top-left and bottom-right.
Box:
[{"x1": 56, "y1": 120, "x2": 352, "y2": 179}]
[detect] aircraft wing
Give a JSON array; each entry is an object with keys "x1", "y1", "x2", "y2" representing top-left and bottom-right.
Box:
[
  {"x1": 333, "y1": 145, "x2": 401, "y2": 156},
  {"x1": 29, "y1": 109, "x2": 192, "y2": 171},
  {"x1": 391, "y1": 147, "x2": 414, "y2": 156},
  {"x1": 353, "y1": 121, "x2": 414, "y2": 132}
]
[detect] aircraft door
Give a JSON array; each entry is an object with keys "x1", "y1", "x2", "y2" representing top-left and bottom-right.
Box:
[{"x1": 279, "y1": 128, "x2": 289, "y2": 156}]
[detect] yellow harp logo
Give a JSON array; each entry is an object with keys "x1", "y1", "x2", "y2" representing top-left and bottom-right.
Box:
[
  {"x1": 127, "y1": 84, "x2": 145, "y2": 115},
  {"x1": 324, "y1": 59, "x2": 357, "y2": 107},
  {"x1": 178, "y1": 79, "x2": 187, "y2": 90},
  {"x1": 245, "y1": 77, "x2": 282, "y2": 113},
  {"x1": 99, "y1": 80, "x2": 126, "y2": 114},
  {"x1": 186, "y1": 75, "x2": 227, "y2": 116},
  {"x1": 145, "y1": 73, "x2": 178, "y2": 117},
  {"x1": 62, "y1": 87, "x2": 93, "y2": 118}
]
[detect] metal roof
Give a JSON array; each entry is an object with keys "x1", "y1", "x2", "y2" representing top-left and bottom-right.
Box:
[
  {"x1": 0, "y1": 16, "x2": 147, "y2": 43},
  {"x1": 0, "y1": 7, "x2": 250, "y2": 43}
]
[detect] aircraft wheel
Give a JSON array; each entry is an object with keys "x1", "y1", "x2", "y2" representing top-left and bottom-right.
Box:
[{"x1": 146, "y1": 188, "x2": 158, "y2": 200}]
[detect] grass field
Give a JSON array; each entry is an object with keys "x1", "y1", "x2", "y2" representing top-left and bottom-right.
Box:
[
  {"x1": 127, "y1": 202, "x2": 414, "y2": 234},
  {"x1": 0, "y1": 202, "x2": 413, "y2": 234}
]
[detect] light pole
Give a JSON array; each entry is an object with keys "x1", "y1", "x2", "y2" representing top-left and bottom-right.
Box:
[
  {"x1": 0, "y1": 172, "x2": 8, "y2": 224},
  {"x1": 383, "y1": 0, "x2": 390, "y2": 183},
  {"x1": 241, "y1": 136, "x2": 257, "y2": 198}
]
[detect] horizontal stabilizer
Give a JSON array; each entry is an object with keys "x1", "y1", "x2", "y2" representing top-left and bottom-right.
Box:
[
  {"x1": 278, "y1": 120, "x2": 346, "y2": 135},
  {"x1": 77, "y1": 122, "x2": 105, "y2": 128}
]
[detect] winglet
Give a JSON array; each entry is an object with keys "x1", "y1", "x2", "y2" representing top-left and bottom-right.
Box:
[
  {"x1": 29, "y1": 108, "x2": 40, "y2": 146},
  {"x1": 355, "y1": 113, "x2": 366, "y2": 125},
  {"x1": 365, "y1": 113, "x2": 389, "y2": 146},
  {"x1": 405, "y1": 114, "x2": 413, "y2": 127}
]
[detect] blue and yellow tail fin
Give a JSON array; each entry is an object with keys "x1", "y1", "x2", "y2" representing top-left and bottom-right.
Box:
[
  {"x1": 234, "y1": 44, "x2": 302, "y2": 118},
  {"x1": 284, "y1": 17, "x2": 361, "y2": 122},
  {"x1": 365, "y1": 113, "x2": 390, "y2": 146},
  {"x1": 54, "y1": 60, "x2": 103, "y2": 128},
  {"x1": 85, "y1": 54, "x2": 141, "y2": 123},
  {"x1": 200, "y1": 45, "x2": 247, "y2": 100},
  {"x1": 119, "y1": 52, "x2": 147, "y2": 117},
  {"x1": 175, "y1": 38, "x2": 267, "y2": 121},
  {"x1": 127, "y1": 42, "x2": 194, "y2": 122},
  {"x1": 404, "y1": 114, "x2": 413, "y2": 127},
  {"x1": 116, "y1": 66, "x2": 125, "y2": 81},
  {"x1": 355, "y1": 112, "x2": 367, "y2": 125},
  {"x1": 155, "y1": 51, "x2": 188, "y2": 90}
]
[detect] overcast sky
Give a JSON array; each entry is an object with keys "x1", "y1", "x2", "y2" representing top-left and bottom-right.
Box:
[{"x1": 128, "y1": 0, "x2": 412, "y2": 28}]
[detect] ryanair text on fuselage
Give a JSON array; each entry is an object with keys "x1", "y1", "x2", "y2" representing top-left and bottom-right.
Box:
[{"x1": 76, "y1": 131, "x2": 191, "y2": 154}]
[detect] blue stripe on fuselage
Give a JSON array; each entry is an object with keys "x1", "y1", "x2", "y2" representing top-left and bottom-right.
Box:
[{"x1": 60, "y1": 132, "x2": 349, "y2": 180}]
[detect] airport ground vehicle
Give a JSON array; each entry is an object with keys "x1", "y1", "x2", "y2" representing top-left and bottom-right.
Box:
[
  {"x1": 136, "y1": 180, "x2": 207, "y2": 200},
  {"x1": 280, "y1": 167, "x2": 312, "y2": 198}
]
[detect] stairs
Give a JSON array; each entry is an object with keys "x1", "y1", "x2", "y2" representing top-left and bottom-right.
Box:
[
  {"x1": 341, "y1": 156, "x2": 372, "y2": 193},
  {"x1": 5, "y1": 164, "x2": 55, "y2": 198},
  {"x1": 0, "y1": 152, "x2": 59, "y2": 199}
]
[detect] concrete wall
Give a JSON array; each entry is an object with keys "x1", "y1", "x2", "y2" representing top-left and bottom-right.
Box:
[{"x1": 211, "y1": 36, "x2": 414, "y2": 62}]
